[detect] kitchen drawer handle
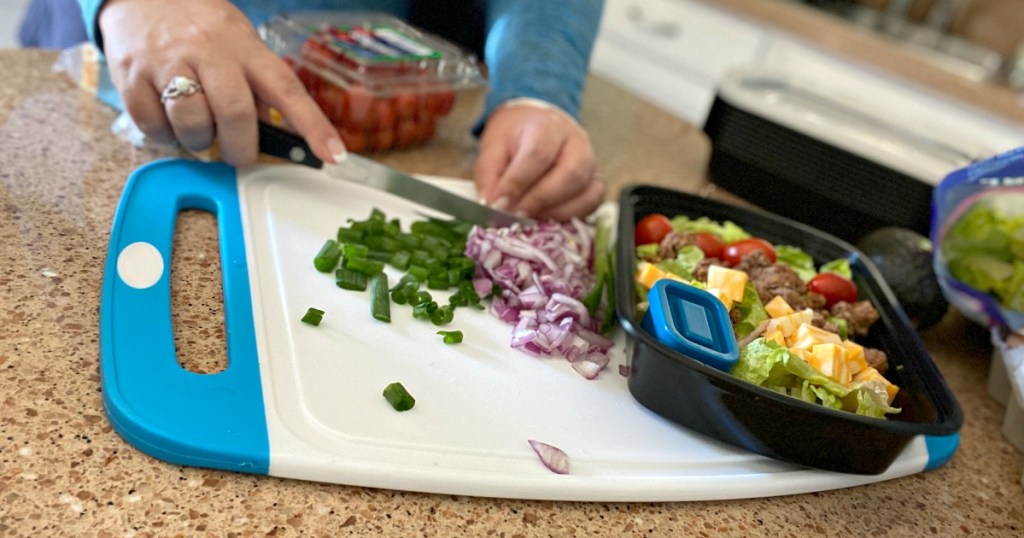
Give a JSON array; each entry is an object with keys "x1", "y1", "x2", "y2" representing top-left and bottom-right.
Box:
[{"x1": 625, "y1": 3, "x2": 682, "y2": 38}]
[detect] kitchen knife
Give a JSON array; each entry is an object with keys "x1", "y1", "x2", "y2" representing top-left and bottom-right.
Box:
[{"x1": 257, "y1": 122, "x2": 533, "y2": 228}]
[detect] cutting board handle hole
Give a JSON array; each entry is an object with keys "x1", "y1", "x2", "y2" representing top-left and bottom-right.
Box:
[{"x1": 171, "y1": 209, "x2": 228, "y2": 375}]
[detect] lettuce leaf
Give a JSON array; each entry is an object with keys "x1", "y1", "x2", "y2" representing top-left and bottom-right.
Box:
[
  {"x1": 847, "y1": 381, "x2": 901, "y2": 418},
  {"x1": 819, "y1": 258, "x2": 853, "y2": 280},
  {"x1": 670, "y1": 216, "x2": 749, "y2": 244},
  {"x1": 732, "y1": 282, "x2": 769, "y2": 339},
  {"x1": 775, "y1": 245, "x2": 817, "y2": 282},
  {"x1": 655, "y1": 245, "x2": 704, "y2": 281},
  {"x1": 731, "y1": 338, "x2": 852, "y2": 405}
]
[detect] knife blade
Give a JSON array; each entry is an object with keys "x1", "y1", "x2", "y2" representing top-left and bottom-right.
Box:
[{"x1": 257, "y1": 122, "x2": 533, "y2": 228}]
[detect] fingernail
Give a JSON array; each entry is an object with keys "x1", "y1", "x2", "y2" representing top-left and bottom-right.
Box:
[
  {"x1": 327, "y1": 137, "x2": 347, "y2": 164},
  {"x1": 489, "y1": 196, "x2": 510, "y2": 211}
]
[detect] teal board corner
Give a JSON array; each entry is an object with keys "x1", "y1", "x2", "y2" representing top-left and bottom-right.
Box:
[{"x1": 99, "y1": 159, "x2": 269, "y2": 474}]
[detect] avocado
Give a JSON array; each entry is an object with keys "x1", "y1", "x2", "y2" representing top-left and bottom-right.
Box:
[{"x1": 856, "y1": 227, "x2": 949, "y2": 330}]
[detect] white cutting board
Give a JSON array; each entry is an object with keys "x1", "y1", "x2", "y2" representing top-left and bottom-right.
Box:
[{"x1": 99, "y1": 159, "x2": 941, "y2": 502}]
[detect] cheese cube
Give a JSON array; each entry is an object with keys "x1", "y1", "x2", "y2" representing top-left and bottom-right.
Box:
[
  {"x1": 810, "y1": 343, "x2": 851, "y2": 386},
  {"x1": 764, "y1": 295, "x2": 794, "y2": 318},
  {"x1": 853, "y1": 367, "x2": 899, "y2": 404},
  {"x1": 788, "y1": 322, "x2": 842, "y2": 351},
  {"x1": 706, "y1": 265, "x2": 748, "y2": 303},
  {"x1": 789, "y1": 347, "x2": 812, "y2": 363},
  {"x1": 705, "y1": 287, "x2": 732, "y2": 312},
  {"x1": 764, "y1": 328, "x2": 786, "y2": 347},
  {"x1": 841, "y1": 340, "x2": 869, "y2": 376},
  {"x1": 635, "y1": 262, "x2": 687, "y2": 290},
  {"x1": 765, "y1": 308, "x2": 813, "y2": 339}
]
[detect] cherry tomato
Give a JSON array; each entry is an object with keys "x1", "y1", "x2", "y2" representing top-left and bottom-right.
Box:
[
  {"x1": 434, "y1": 90, "x2": 456, "y2": 116},
  {"x1": 394, "y1": 92, "x2": 419, "y2": 120},
  {"x1": 807, "y1": 272, "x2": 859, "y2": 308},
  {"x1": 395, "y1": 119, "x2": 419, "y2": 146},
  {"x1": 691, "y1": 232, "x2": 725, "y2": 260},
  {"x1": 417, "y1": 117, "x2": 437, "y2": 143},
  {"x1": 314, "y1": 85, "x2": 348, "y2": 123},
  {"x1": 722, "y1": 237, "x2": 777, "y2": 266},
  {"x1": 338, "y1": 127, "x2": 369, "y2": 153},
  {"x1": 635, "y1": 214, "x2": 674, "y2": 246},
  {"x1": 345, "y1": 86, "x2": 376, "y2": 131},
  {"x1": 372, "y1": 98, "x2": 397, "y2": 131},
  {"x1": 371, "y1": 127, "x2": 396, "y2": 152}
]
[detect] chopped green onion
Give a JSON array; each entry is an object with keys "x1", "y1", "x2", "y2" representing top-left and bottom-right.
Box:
[
  {"x1": 409, "y1": 290, "x2": 432, "y2": 306},
  {"x1": 430, "y1": 305, "x2": 454, "y2": 326},
  {"x1": 336, "y1": 227, "x2": 364, "y2": 244},
  {"x1": 396, "y1": 232, "x2": 421, "y2": 249},
  {"x1": 427, "y1": 276, "x2": 450, "y2": 290},
  {"x1": 413, "y1": 301, "x2": 438, "y2": 319},
  {"x1": 366, "y1": 235, "x2": 401, "y2": 252},
  {"x1": 366, "y1": 249, "x2": 394, "y2": 263},
  {"x1": 437, "y1": 330, "x2": 463, "y2": 344},
  {"x1": 314, "y1": 240, "x2": 342, "y2": 273},
  {"x1": 410, "y1": 249, "x2": 435, "y2": 268},
  {"x1": 406, "y1": 265, "x2": 430, "y2": 281},
  {"x1": 382, "y1": 382, "x2": 415, "y2": 411},
  {"x1": 335, "y1": 268, "x2": 368, "y2": 291},
  {"x1": 343, "y1": 256, "x2": 385, "y2": 275},
  {"x1": 341, "y1": 243, "x2": 369, "y2": 259},
  {"x1": 369, "y1": 273, "x2": 391, "y2": 323},
  {"x1": 300, "y1": 307, "x2": 324, "y2": 326},
  {"x1": 389, "y1": 250, "x2": 411, "y2": 270}
]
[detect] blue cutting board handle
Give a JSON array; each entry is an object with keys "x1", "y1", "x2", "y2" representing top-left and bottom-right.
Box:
[{"x1": 100, "y1": 159, "x2": 269, "y2": 473}]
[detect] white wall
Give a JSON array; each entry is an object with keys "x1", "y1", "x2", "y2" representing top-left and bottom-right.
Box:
[{"x1": 1, "y1": 0, "x2": 33, "y2": 48}]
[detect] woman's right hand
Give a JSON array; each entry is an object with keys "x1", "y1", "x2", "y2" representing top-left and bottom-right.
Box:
[{"x1": 98, "y1": 0, "x2": 345, "y2": 166}]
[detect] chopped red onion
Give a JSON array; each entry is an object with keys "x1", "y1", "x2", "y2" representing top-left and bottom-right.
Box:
[
  {"x1": 465, "y1": 219, "x2": 613, "y2": 378},
  {"x1": 528, "y1": 439, "x2": 570, "y2": 474}
]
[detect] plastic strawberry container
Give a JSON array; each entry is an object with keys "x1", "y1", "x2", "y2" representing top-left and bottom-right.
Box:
[{"x1": 261, "y1": 11, "x2": 487, "y2": 153}]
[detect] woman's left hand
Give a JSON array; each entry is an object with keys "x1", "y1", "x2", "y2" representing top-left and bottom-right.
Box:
[{"x1": 474, "y1": 104, "x2": 604, "y2": 221}]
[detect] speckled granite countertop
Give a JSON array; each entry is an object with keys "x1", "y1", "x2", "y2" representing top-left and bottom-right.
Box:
[{"x1": 1, "y1": 46, "x2": 1023, "y2": 537}]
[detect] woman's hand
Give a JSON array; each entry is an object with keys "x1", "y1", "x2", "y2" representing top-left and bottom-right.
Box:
[
  {"x1": 99, "y1": 0, "x2": 345, "y2": 166},
  {"x1": 474, "y1": 103, "x2": 604, "y2": 221}
]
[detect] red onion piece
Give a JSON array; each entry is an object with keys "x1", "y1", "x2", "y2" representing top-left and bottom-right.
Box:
[
  {"x1": 466, "y1": 219, "x2": 613, "y2": 378},
  {"x1": 528, "y1": 439, "x2": 570, "y2": 474}
]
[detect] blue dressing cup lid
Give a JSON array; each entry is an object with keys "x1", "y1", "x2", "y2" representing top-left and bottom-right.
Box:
[{"x1": 642, "y1": 279, "x2": 739, "y2": 372}]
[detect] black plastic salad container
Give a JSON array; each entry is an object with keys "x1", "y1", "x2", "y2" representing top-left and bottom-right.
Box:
[{"x1": 615, "y1": 185, "x2": 963, "y2": 475}]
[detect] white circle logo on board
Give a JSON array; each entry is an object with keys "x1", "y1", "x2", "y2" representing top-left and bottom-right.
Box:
[{"x1": 116, "y1": 241, "x2": 165, "y2": 289}]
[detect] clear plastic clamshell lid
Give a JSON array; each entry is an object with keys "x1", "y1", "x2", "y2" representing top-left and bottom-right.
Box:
[{"x1": 260, "y1": 11, "x2": 487, "y2": 96}]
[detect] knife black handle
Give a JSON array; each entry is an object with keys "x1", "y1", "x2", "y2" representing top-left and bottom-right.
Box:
[{"x1": 257, "y1": 121, "x2": 324, "y2": 169}]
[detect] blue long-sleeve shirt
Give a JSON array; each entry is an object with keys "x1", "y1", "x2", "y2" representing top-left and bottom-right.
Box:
[{"x1": 77, "y1": 0, "x2": 604, "y2": 128}]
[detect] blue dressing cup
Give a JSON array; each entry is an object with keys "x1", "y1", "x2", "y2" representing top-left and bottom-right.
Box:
[{"x1": 641, "y1": 279, "x2": 739, "y2": 372}]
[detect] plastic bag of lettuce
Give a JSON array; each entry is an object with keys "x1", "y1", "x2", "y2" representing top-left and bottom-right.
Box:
[{"x1": 933, "y1": 146, "x2": 1024, "y2": 333}]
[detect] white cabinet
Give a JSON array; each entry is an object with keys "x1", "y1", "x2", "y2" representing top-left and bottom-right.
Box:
[
  {"x1": 590, "y1": 0, "x2": 768, "y2": 124},
  {"x1": 589, "y1": 0, "x2": 1024, "y2": 151}
]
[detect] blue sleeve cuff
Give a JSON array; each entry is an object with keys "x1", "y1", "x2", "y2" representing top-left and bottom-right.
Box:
[
  {"x1": 474, "y1": 0, "x2": 604, "y2": 135},
  {"x1": 78, "y1": 0, "x2": 107, "y2": 51}
]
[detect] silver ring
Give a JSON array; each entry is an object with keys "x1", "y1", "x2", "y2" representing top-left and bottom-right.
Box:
[{"x1": 160, "y1": 76, "x2": 203, "y2": 103}]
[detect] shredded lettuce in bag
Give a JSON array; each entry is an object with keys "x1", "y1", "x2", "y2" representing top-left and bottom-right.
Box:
[{"x1": 943, "y1": 197, "x2": 1024, "y2": 312}]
